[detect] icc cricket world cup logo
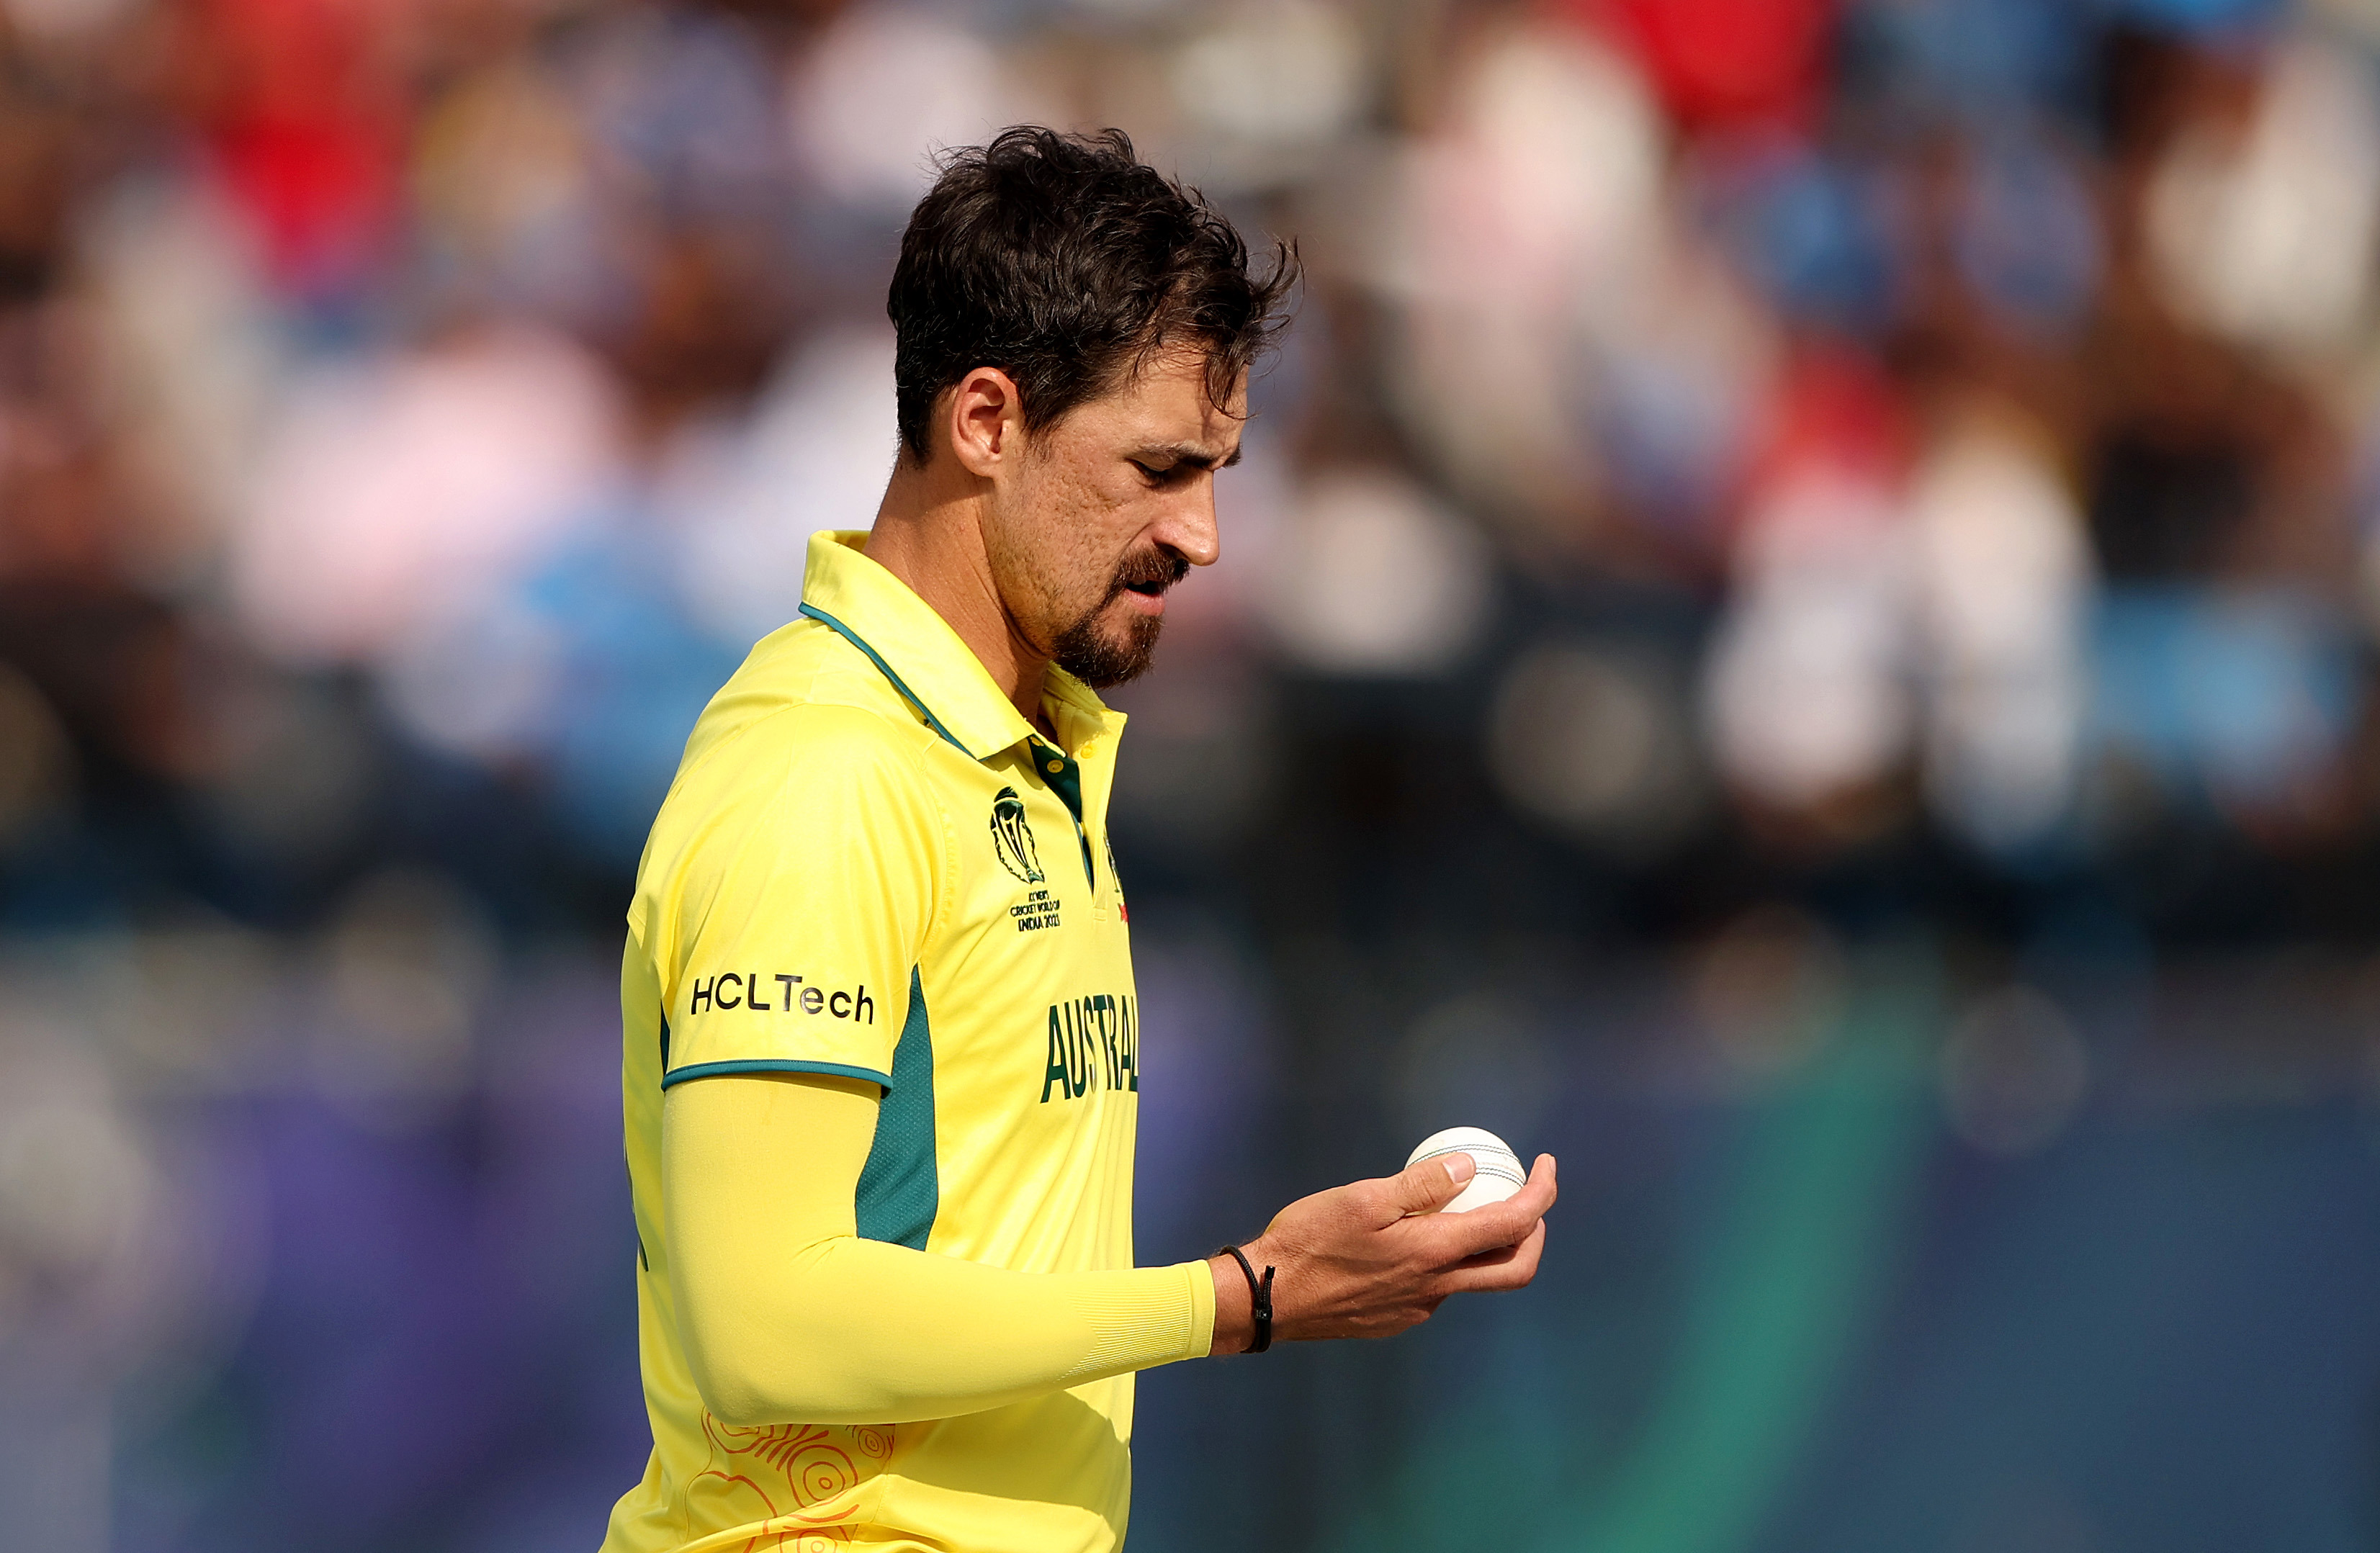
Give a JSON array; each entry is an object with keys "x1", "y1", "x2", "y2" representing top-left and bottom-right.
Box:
[{"x1": 990, "y1": 787, "x2": 1044, "y2": 884}]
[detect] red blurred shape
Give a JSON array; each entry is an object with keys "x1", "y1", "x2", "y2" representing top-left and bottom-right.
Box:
[
  {"x1": 1580, "y1": 0, "x2": 1839, "y2": 134},
  {"x1": 185, "y1": 0, "x2": 409, "y2": 292},
  {"x1": 1738, "y1": 343, "x2": 1910, "y2": 515}
]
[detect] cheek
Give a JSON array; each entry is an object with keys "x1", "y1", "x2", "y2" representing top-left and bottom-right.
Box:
[
  {"x1": 1043, "y1": 461, "x2": 1133, "y2": 523},
  {"x1": 989, "y1": 470, "x2": 1123, "y2": 627},
  {"x1": 1038, "y1": 470, "x2": 1146, "y2": 569}
]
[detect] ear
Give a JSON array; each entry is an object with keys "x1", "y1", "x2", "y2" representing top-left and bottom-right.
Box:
[{"x1": 946, "y1": 366, "x2": 1024, "y2": 479}]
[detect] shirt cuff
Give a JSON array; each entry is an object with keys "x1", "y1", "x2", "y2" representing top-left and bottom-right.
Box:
[
  {"x1": 1185, "y1": 1256, "x2": 1218, "y2": 1359},
  {"x1": 1055, "y1": 1261, "x2": 1221, "y2": 1385}
]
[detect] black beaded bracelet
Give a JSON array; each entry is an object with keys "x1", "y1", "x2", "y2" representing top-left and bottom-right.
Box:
[{"x1": 1218, "y1": 1244, "x2": 1275, "y2": 1354}]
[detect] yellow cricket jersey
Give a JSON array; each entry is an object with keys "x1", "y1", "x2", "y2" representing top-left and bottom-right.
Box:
[{"x1": 605, "y1": 531, "x2": 1162, "y2": 1553}]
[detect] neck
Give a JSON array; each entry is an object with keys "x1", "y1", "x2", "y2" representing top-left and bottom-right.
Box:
[{"x1": 864, "y1": 452, "x2": 1051, "y2": 729}]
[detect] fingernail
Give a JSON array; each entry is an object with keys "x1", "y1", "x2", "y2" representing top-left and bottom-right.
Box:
[{"x1": 1445, "y1": 1153, "x2": 1476, "y2": 1184}]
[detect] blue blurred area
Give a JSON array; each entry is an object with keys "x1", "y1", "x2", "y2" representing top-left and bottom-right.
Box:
[{"x1": 3, "y1": 0, "x2": 2380, "y2": 1549}]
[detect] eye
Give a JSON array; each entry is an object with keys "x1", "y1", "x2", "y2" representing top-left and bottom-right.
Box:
[{"x1": 1130, "y1": 459, "x2": 1177, "y2": 485}]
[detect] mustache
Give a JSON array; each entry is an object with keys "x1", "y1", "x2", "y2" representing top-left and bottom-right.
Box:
[{"x1": 1105, "y1": 548, "x2": 1191, "y2": 599}]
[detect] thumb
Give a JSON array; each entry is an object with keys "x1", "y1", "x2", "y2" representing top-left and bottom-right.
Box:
[{"x1": 1388, "y1": 1150, "x2": 1476, "y2": 1217}]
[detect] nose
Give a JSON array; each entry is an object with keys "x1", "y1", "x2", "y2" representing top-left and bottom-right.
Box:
[{"x1": 1156, "y1": 481, "x2": 1222, "y2": 570}]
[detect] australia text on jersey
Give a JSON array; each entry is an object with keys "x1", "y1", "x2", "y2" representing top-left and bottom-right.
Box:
[{"x1": 1041, "y1": 993, "x2": 1138, "y2": 1102}]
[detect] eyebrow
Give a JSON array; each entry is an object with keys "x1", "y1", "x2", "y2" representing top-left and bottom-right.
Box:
[{"x1": 1136, "y1": 441, "x2": 1244, "y2": 471}]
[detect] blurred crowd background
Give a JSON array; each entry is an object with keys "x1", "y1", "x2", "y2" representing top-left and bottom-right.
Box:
[{"x1": 6, "y1": 0, "x2": 2380, "y2": 1547}]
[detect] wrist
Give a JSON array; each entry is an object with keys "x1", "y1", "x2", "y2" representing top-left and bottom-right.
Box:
[
  {"x1": 1211, "y1": 1243, "x2": 1277, "y2": 1355},
  {"x1": 1206, "y1": 1252, "x2": 1253, "y2": 1355}
]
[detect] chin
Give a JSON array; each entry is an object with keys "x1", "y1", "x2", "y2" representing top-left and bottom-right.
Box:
[{"x1": 1054, "y1": 611, "x2": 1163, "y2": 690}]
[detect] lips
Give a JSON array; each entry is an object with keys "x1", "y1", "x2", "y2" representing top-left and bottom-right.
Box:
[{"x1": 1109, "y1": 549, "x2": 1189, "y2": 612}]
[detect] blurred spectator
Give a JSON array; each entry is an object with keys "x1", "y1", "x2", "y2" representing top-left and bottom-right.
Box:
[
  {"x1": 1907, "y1": 392, "x2": 2093, "y2": 852},
  {"x1": 2143, "y1": 29, "x2": 2380, "y2": 365},
  {"x1": 1703, "y1": 348, "x2": 1913, "y2": 834},
  {"x1": 229, "y1": 323, "x2": 624, "y2": 667}
]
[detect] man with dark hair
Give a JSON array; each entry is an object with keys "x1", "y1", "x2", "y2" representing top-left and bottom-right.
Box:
[{"x1": 602, "y1": 128, "x2": 1555, "y2": 1553}]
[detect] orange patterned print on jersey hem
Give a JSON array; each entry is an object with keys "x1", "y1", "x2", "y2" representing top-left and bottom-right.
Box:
[{"x1": 683, "y1": 1413, "x2": 892, "y2": 1550}]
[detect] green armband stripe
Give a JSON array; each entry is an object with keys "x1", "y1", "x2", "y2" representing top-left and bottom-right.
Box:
[{"x1": 660, "y1": 1058, "x2": 894, "y2": 1094}]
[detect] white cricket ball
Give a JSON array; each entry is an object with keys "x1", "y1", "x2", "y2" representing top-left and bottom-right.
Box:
[{"x1": 1406, "y1": 1126, "x2": 1527, "y2": 1213}]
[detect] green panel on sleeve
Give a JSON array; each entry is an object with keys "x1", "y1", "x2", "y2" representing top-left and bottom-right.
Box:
[{"x1": 854, "y1": 966, "x2": 938, "y2": 1250}]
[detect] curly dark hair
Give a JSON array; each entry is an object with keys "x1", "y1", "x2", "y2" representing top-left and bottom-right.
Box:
[{"x1": 887, "y1": 127, "x2": 1298, "y2": 464}]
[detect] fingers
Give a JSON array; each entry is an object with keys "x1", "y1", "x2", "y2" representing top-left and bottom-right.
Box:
[
  {"x1": 1370, "y1": 1151, "x2": 1479, "y2": 1223},
  {"x1": 1423, "y1": 1153, "x2": 1558, "y2": 1257},
  {"x1": 1435, "y1": 1220, "x2": 1547, "y2": 1294},
  {"x1": 1516, "y1": 1152, "x2": 1556, "y2": 1212}
]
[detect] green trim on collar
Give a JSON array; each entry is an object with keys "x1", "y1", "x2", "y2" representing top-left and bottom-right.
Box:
[
  {"x1": 799, "y1": 532, "x2": 1045, "y2": 760},
  {"x1": 799, "y1": 602, "x2": 974, "y2": 757}
]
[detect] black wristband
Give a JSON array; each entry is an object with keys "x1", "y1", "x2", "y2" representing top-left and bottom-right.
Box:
[{"x1": 1218, "y1": 1244, "x2": 1275, "y2": 1354}]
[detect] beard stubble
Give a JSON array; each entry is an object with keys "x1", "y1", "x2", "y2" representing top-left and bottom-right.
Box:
[{"x1": 1050, "y1": 546, "x2": 1190, "y2": 689}]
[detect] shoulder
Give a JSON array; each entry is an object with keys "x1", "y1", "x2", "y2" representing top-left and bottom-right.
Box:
[
  {"x1": 637, "y1": 698, "x2": 946, "y2": 932},
  {"x1": 632, "y1": 621, "x2": 956, "y2": 958},
  {"x1": 639, "y1": 621, "x2": 949, "y2": 881},
  {"x1": 666, "y1": 708, "x2": 940, "y2": 847},
  {"x1": 678, "y1": 618, "x2": 935, "y2": 791}
]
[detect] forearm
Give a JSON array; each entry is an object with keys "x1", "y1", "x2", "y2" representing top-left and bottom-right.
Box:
[
  {"x1": 664, "y1": 1072, "x2": 1216, "y2": 1426},
  {"x1": 682, "y1": 1234, "x2": 1214, "y2": 1425}
]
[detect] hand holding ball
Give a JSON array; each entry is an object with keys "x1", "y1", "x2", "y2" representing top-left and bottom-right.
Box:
[
  {"x1": 1406, "y1": 1126, "x2": 1527, "y2": 1213},
  {"x1": 1208, "y1": 1124, "x2": 1552, "y2": 1351}
]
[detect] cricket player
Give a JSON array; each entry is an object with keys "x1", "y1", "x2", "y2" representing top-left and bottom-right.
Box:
[{"x1": 602, "y1": 127, "x2": 1557, "y2": 1553}]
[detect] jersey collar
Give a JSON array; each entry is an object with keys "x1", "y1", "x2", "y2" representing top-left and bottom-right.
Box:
[{"x1": 799, "y1": 530, "x2": 1121, "y2": 762}]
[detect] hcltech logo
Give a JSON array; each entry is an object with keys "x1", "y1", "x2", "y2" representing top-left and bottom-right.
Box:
[{"x1": 990, "y1": 786, "x2": 1044, "y2": 884}]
